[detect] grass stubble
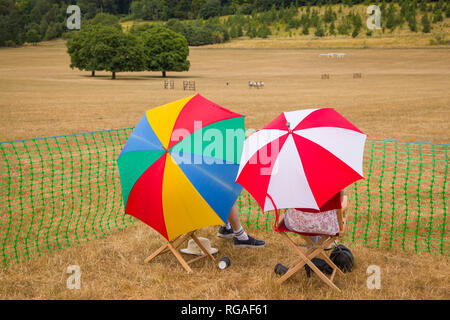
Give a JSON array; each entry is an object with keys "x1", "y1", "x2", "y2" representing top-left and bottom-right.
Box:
[{"x1": 0, "y1": 40, "x2": 449, "y2": 299}]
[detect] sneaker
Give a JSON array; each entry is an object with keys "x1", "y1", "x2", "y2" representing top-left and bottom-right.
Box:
[
  {"x1": 217, "y1": 225, "x2": 234, "y2": 239},
  {"x1": 233, "y1": 235, "x2": 266, "y2": 248}
]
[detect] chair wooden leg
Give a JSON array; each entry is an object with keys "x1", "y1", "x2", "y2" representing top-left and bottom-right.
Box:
[
  {"x1": 277, "y1": 232, "x2": 342, "y2": 291},
  {"x1": 144, "y1": 243, "x2": 169, "y2": 264},
  {"x1": 191, "y1": 233, "x2": 215, "y2": 261},
  {"x1": 303, "y1": 256, "x2": 341, "y2": 292},
  {"x1": 144, "y1": 232, "x2": 194, "y2": 273},
  {"x1": 330, "y1": 268, "x2": 337, "y2": 282},
  {"x1": 278, "y1": 234, "x2": 311, "y2": 283},
  {"x1": 144, "y1": 232, "x2": 191, "y2": 263},
  {"x1": 167, "y1": 242, "x2": 193, "y2": 273},
  {"x1": 319, "y1": 251, "x2": 345, "y2": 277},
  {"x1": 144, "y1": 231, "x2": 218, "y2": 273}
]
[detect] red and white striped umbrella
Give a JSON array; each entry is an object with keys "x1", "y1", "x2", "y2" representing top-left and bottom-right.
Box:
[{"x1": 236, "y1": 108, "x2": 367, "y2": 212}]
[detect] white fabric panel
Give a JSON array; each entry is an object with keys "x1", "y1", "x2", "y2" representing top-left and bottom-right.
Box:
[
  {"x1": 294, "y1": 127, "x2": 366, "y2": 176},
  {"x1": 283, "y1": 109, "x2": 318, "y2": 130},
  {"x1": 237, "y1": 129, "x2": 287, "y2": 177},
  {"x1": 264, "y1": 134, "x2": 319, "y2": 212}
]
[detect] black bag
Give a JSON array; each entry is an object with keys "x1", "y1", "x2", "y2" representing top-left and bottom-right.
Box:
[
  {"x1": 304, "y1": 258, "x2": 333, "y2": 278},
  {"x1": 330, "y1": 244, "x2": 354, "y2": 272}
]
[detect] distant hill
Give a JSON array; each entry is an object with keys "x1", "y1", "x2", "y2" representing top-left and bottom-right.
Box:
[
  {"x1": 1, "y1": 0, "x2": 449, "y2": 48},
  {"x1": 124, "y1": 1, "x2": 450, "y2": 48}
]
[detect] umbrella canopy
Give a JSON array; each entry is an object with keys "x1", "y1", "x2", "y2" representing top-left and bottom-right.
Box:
[
  {"x1": 235, "y1": 108, "x2": 366, "y2": 212},
  {"x1": 118, "y1": 94, "x2": 244, "y2": 241}
]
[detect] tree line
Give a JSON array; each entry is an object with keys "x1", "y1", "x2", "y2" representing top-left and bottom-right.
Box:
[
  {"x1": 0, "y1": 0, "x2": 134, "y2": 47},
  {"x1": 160, "y1": 0, "x2": 449, "y2": 44},
  {"x1": 127, "y1": 0, "x2": 448, "y2": 22},
  {"x1": 1, "y1": 0, "x2": 449, "y2": 47}
]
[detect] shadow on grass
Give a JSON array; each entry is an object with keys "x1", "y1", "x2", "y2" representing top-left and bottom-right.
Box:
[{"x1": 80, "y1": 73, "x2": 203, "y2": 80}]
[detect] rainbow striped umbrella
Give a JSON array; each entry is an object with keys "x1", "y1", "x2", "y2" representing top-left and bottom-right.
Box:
[{"x1": 117, "y1": 94, "x2": 244, "y2": 241}]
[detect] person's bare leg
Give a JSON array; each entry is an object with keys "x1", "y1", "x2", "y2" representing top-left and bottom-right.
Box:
[
  {"x1": 218, "y1": 202, "x2": 265, "y2": 247},
  {"x1": 227, "y1": 203, "x2": 242, "y2": 231}
]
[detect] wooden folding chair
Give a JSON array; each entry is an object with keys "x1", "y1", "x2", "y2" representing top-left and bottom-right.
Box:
[
  {"x1": 273, "y1": 197, "x2": 348, "y2": 292},
  {"x1": 144, "y1": 230, "x2": 216, "y2": 273}
]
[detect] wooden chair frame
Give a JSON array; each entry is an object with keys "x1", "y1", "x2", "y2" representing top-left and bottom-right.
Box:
[
  {"x1": 276, "y1": 200, "x2": 347, "y2": 292},
  {"x1": 144, "y1": 230, "x2": 216, "y2": 273}
]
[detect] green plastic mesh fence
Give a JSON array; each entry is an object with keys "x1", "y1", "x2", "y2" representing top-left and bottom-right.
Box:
[
  {"x1": 240, "y1": 139, "x2": 449, "y2": 256},
  {"x1": 0, "y1": 129, "x2": 448, "y2": 268}
]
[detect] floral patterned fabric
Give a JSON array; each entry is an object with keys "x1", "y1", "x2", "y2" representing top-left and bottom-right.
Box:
[{"x1": 284, "y1": 208, "x2": 340, "y2": 235}]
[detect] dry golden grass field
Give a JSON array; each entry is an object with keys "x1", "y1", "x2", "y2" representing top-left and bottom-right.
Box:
[
  {"x1": 0, "y1": 40, "x2": 449, "y2": 300},
  {"x1": 1, "y1": 40, "x2": 449, "y2": 143}
]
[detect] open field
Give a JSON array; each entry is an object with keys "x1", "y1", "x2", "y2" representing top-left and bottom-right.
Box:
[
  {"x1": 1, "y1": 40, "x2": 449, "y2": 143},
  {"x1": 0, "y1": 41, "x2": 449, "y2": 299}
]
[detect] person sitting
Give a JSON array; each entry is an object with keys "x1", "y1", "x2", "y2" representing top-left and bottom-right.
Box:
[{"x1": 284, "y1": 190, "x2": 347, "y2": 248}]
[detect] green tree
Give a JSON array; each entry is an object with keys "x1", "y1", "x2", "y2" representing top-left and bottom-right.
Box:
[
  {"x1": 26, "y1": 29, "x2": 41, "y2": 45},
  {"x1": 86, "y1": 13, "x2": 122, "y2": 30},
  {"x1": 337, "y1": 17, "x2": 351, "y2": 35},
  {"x1": 329, "y1": 20, "x2": 336, "y2": 36},
  {"x1": 323, "y1": 6, "x2": 335, "y2": 23},
  {"x1": 130, "y1": 23, "x2": 159, "y2": 35},
  {"x1": 421, "y1": 13, "x2": 431, "y2": 33},
  {"x1": 174, "y1": 0, "x2": 192, "y2": 19},
  {"x1": 246, "y1": 20, "x2": 258, "y2": 38},
  {"x1": 301, "y1": 24, "x2": 309, "y2": 35},
  {"x1": 67, "y1": 25, "x2": 100, "y2": 77},
  {"x1": 257, "y1": 25, "x2": 271, "y2": 38},
  {"x1": 418, "y1": 0, "x2": 427, "y2": 13},
  {"x1": 407, "y1": 11, "x2": 417, "y2": 32},
  {"x1": 432, "y1": 9, "x2": 443, "y2": 23},
  {"x1": 192, "y1": 0, "x2": 206, "y2": 18},
  {"x1": 0, "y1": 0, "x2": 23, "y2": 47},
  {"x1": 315, "y1": 25, "x2": 325, "y2": 37},
  {"x1": 386, "y1": 3, "x2": 398, "y2": 31},
  {"x1": 230, "y1": 25, "x2": 238, "y2": 38},
  {"x1": 236, "y1": 23, "x2": 243, "y2": 37},
  {"x1": 199, "y1": 0, "x2": 220, "y2": 19},
  {"x1": 351, "y1": 12, "x2": 363, "y2": 32},
  {"x1": 77, "y1": 0, "x2": 98, "y2": 20},
  {"x1": 130, "y1": 0, "x2": 145, "y2": 19},
  {"x1": 67, "y1": 25, "x2": 146, "y2": 79},
  {"x1": 140, "y1": 27, "x2": 190, "y2": 77},
  {"x1": 187, "y1": 24, "x2": 213, "y2": 45},
  {"x1": 92, "y1": 27, "x2": 146, "y2": 79},
  {"x1": 204, "y1": 21, "x2": 229, "y2": 43},
  {"x1": 166, "y1": 19, "x2": 186, "y2": 35}
]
